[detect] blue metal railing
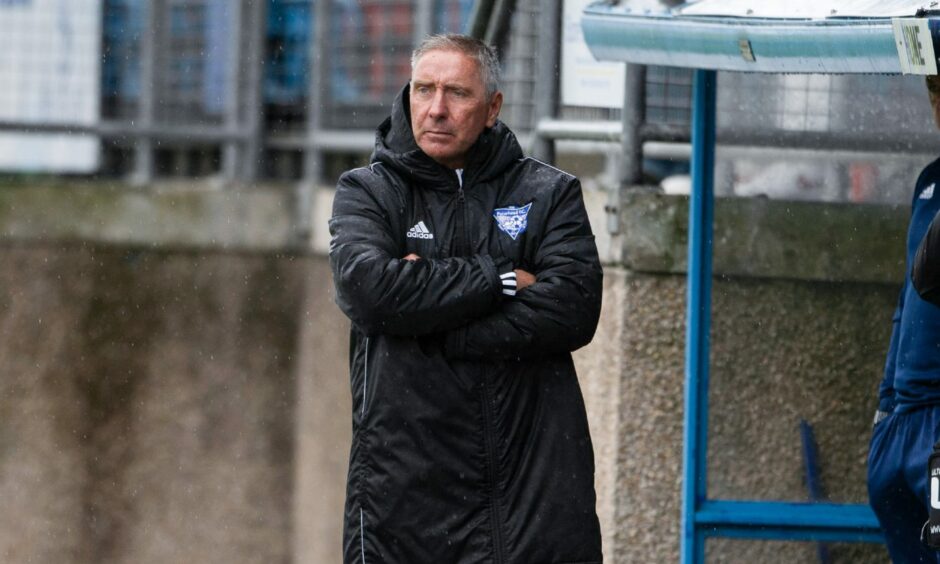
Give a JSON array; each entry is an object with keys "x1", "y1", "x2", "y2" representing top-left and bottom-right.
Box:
[
  {"x1": 680, "y1": 68, "x2": 883, "y2": 564},
  {"x1": 682, "y1": 68, "x2": 717, "y2": 564}
]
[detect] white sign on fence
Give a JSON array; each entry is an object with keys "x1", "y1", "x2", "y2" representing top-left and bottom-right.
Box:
[
  {"x1": 561, "y1": 0, "x2": 626, "y2": 108},
  {"x1": 893, "y1": 18, "x2": 939, "y2": 75},
  {"x1": 0, "y1": 0, "x2": 102, "y2": 172}
]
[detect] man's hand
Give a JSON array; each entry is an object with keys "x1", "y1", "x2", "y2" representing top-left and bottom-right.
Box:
[{"x1": 515, "y1": 269, "x2": 535, "y2": 291}]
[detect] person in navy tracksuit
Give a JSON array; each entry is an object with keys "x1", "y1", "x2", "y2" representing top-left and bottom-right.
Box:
[{"x1": 868, "y1": 75, "x2": 940, "y2": 563}]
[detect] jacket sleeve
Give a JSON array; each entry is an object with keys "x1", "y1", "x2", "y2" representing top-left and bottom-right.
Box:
[
  {"x1": 444, "y1": 179, "x2": 603, "y2": 360},
  {"x1": 913, "y1": 209, "x2": 940, "y2": 305},
  {"x1": 877, "y1": 293, "x2": 902, "y2": 413},
  {"x1": 329, "y1": 170, "x2": 506, "y2": 336}
]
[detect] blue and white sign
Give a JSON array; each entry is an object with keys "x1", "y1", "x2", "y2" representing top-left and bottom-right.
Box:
[
  {"x1": 493, "y1": 203, "x2": 532, "y2": 241},
  {"x1": 0, "y1": 0, "x2": 102, "y2": 172}
]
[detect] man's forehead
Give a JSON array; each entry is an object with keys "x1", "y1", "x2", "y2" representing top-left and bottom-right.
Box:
[{"x1": 412, "y1": 49, "x2": 483, "y2": 83}]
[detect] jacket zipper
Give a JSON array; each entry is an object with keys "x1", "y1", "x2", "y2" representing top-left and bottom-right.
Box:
[
  {"x1": 455, "y1": 172, "x2": 469, "y2": 256},
  {"x1": 456, "y1": 171, "x2": 506, "y2": 562},
  {"x1": 480, "y1": 372, "x2": 506, "y2": 564}
]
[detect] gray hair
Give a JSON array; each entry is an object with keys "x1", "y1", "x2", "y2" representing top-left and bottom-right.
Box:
[{"x1": 411, "y1": 34, "x2": 501, "y2": 99}]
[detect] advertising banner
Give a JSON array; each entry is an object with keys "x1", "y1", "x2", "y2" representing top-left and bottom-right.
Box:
[{"x1": 561, "y1": 0, "x2": 625, "y2": 108}]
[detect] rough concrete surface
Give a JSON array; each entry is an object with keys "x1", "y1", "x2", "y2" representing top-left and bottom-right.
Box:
[
  {"x1": 0, "y1": 245, "x2": 89, "y2": 563},
  {"x1": 706, "y1": 277, "x2": 892, "y2": 563},
  {"x1": 614, "y1": 272, "x2": 687, "y2": 563},
  {"x1": 573, "y1": 268, "x2": 627, "y2": 561},
  {"x1": 0, "y1": 182, "x2": 294, "y2": 252},
  {"x1": 613, "y1": 271, "x2": 893, "y2": 563},
  {"x1": 621, "y1": 191, "x2": 907, "y2": 284},
  {"x1": 293, "y1": 259, "x2": 352, "y2": 563},
  {"x1": 0, "y1": 243, "x2": 303, "y2": 564},
  {"x1": 0, "y1": 232, "x2": 903, "y2": 563}
]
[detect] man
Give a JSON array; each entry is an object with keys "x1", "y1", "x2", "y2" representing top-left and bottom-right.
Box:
[
  {"x1": 868, "y1": 74, "x2": 940, "y2": 563},
  {"x1": 328, "y1": 34, "x2": 604, "y2": 563}
]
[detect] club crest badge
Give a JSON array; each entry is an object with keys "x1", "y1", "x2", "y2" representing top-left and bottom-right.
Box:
[{"x1": 493, "y1": 203, "x2": 532, "y2": 240}]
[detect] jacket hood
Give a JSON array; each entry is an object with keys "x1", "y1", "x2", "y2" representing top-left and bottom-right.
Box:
[{"x1": 371, "y1": 84, "x2": 524, "y2": 189}]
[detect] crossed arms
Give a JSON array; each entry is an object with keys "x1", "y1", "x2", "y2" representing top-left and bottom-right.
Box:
[{"x1": 328, "y1": 170, "x2": 603, "y2": 359}]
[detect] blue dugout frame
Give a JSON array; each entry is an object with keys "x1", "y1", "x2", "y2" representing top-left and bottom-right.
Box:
[
  {"x1": 576, "y1": 2, "x2": 940, "y2": 560},
  {"x1": 681, "y1": 69, "x2": 883, "y2": 564}
]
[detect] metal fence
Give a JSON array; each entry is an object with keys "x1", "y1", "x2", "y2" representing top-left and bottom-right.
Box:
[
  {"x1": 6, "y1": 0, "x2": 476, "y2": 183},
  {"x1": 2, "y1": 0, "x2": 938, "y2": 206},
  {"x1": 709, "y1": 71, "x2": 937, "y2": 203}
]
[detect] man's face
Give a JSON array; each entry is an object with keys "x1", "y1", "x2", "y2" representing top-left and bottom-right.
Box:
[
  {"x1": 929, "y1": 76, "x2": 940, "y2": 129},
  {"x1": 410, "y1": 49, "x2": 503, "y2": 170}
]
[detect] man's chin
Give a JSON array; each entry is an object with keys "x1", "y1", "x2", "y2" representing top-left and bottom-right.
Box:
[
  {"x1": 418, "y1": 144, "x2": 461, "y2": 167},
  {"x1": 418, "y1": 137, "x2": 454, "y2": 151}
]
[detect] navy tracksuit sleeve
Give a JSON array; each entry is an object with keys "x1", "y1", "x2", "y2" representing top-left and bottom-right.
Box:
[
  {"x1": 878, "y1": 294, "x2": 902, "y2": 413},
  {"x1": 329, "y1": 171, "x2": 504, "y2": 336},
  {"x1": 444, "y1": 180, "x2": 603, "y2": 360},
  {"x1": 913, "y1": 209, "x2": 940, "y2": 305}
]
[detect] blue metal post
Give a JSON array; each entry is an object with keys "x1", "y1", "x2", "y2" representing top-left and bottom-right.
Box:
[{"x1": 682, "y1": 68, "x2": 717, "y2": 564}]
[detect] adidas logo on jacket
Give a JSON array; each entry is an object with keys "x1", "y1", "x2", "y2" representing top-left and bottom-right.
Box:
[{"x1": 406, "y1": 221, "x2": 434, "y2": 239}]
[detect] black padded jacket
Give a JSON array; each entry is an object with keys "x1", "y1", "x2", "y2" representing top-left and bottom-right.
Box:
[{"x1": 329, "y1": 85, "x2": 604, "y2": 564}]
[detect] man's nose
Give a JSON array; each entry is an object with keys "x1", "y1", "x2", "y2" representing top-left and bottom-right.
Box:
[{"x1": 428, "y1": 91, "x2": 448, "y2": 119}]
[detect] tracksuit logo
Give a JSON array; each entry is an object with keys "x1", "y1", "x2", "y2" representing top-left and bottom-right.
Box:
[
  {"x1": 922, "y1": 183, "x2": 935, "y2": 199},
  {"x1": 932, "y1": 471, "x2": 940, "y2": 510},
  {"x1": 927, "y1": 448, "x2": 940, "y2": 547},
  {"x1": 407, "y1": 221, "x2": 434, "y2": 240},
  {"x1": 493, "y1": 203, "x2": 533, "y2": 240}
]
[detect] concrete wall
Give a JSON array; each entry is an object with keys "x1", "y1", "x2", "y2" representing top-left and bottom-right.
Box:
[
  {"x1": 608, "y1": 191, "x2": 901, "y2": 563},
  {"x1": 0, "y1": 243, "x2": 304, "y2": 564},
  {"x1": 611, "y1": 272, "x2": 893, "y2": 563},
  {"x1": 293, "y1": 259, "x2": 351, "y2": 564},
  {"x1": 0, "y1": 182, "x2": 907, "y2": 562}
]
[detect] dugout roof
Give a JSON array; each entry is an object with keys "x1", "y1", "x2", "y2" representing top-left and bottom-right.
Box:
[{"x1": 583, "y1": 0, "x2": 940, "y2": 74}]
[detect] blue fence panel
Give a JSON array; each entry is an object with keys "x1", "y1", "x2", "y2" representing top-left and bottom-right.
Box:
[
  {"x1": 434, "y1": 0, "x2": 474, "y2": 34},
  {"x1": 102, "y1": 0, "x2": 477, "y2": 127},
  {"x1": 102, "y1": 0, "x2": 144, "y2": 118},
  {"x1": 266, "y1": 0, "x2": 311, "y2": 106}
]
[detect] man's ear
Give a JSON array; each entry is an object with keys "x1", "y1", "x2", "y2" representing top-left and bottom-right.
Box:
[{"x1": 486, "y1": 91, "x2": 503, "y2": 128}]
